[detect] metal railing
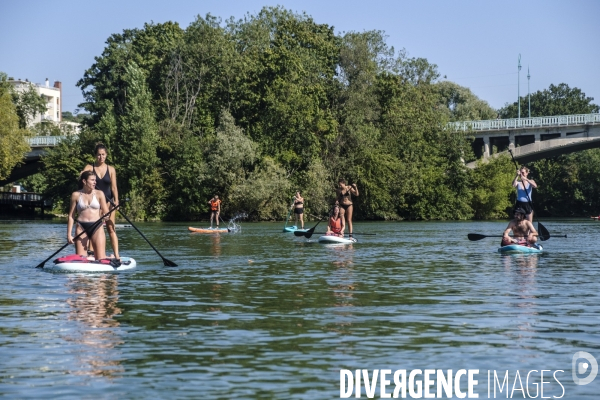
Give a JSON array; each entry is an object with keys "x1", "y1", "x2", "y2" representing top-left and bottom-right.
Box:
[
  {"x1": 448, "y1": 113, "x2": 600, "y2": 132},
  {"x1": 27, "y1": 136, "x2": 69, "y2": 147}
]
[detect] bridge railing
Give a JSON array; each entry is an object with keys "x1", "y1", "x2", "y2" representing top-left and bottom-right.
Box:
[
  {"x1": 28, "y1": 136, "x2": 70, "y2": 147},
  {"x1": 448, "y1": 113, "x2": 600, "y2": 132}
]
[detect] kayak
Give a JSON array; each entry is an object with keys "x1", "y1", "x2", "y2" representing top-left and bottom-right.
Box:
[
  {"x1": 188, "y1": 226, "x2": 229, "y2": 233},
  {"x1": 498, "y1": 244, "x2": 543, "y2": 254},
  {"x1": 318, "y1": 235, "x2": 357, "y2": 244},
  {"x1": 47, "y1": 254, "x2": 136, "y2": 272},
  {"x1": 283, "y1": 225, "x2": 308, "y2": 233}
]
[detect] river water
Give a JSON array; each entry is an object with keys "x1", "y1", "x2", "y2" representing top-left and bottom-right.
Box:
[{"x1": 0, "y1": 219, "x2": 598, "y2": 399}]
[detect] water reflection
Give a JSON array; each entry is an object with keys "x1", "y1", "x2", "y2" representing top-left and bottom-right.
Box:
[
  {"x1": 211, "y1": 234, "x2": 221, "y2": 257},
  {"x1": 326, "y1": 245, "x2": 357, "y2": 335},
  {"x1": 64, "y1": 274, "x2": 124, "y2": 379},
  {"x1": 501, "y1": 254, "x2": 539, "y2": 335}
]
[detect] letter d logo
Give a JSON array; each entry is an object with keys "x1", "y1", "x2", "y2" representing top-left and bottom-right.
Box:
[{"x1": 572, "y1": 351, "x2": 598, "y2": 385}]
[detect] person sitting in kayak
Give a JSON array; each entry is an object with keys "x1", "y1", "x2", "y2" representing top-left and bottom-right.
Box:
[
  {"x1": 502, "y1": 207, "x2": 538, "y2": 247},
  {"x1": 291, "y1": 191, "x2": 305, "y2": 229},
  {"x1": 67, "y1": 171, "x2": 111, "y2": 260},
  {"x1": 208, "y1": 195, "x2": 221, "y2": 229},
  {"x1": 512, "y1": 165, "x2": 537, "y2": 223},
  {"x1": 325, "y1": 205, "x2": 345, "y2": 237}
]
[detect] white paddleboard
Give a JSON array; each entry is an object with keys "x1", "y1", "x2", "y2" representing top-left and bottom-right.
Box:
[
  {"x1": 47, "y1": 256, "x2": 136, "y2": 272},
  {"x1": 318, "y1": 235, "x2": 356, "y2": 244}
]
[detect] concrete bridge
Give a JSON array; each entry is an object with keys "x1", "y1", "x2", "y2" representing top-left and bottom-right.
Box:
[
  {"x1": 0, "y1": 136, "x2": 68, "y2": 186},
  {"x1": 448, "y1": 113, "x2": 600, "y2": 167}
]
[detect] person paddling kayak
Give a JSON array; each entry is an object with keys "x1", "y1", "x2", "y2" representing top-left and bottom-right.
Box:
[
  {"x1": 512, "y1": 166, "x2": 537, "y2": 224},
  {"x1": 502, "y1": 207, "x2": 539, "y2": 247}
]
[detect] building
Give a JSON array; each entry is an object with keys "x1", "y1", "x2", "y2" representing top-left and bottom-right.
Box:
[{"x1": 9, "y1": 78, "x2": 62, "y2": 125}]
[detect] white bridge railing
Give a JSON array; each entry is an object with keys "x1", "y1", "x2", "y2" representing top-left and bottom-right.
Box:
[
  {"x1": 27, "y1": 136, "x2": 70, "y2": 147},
  {"x1": 448, "y1": 113, "x2": 600, "y2": 132}
]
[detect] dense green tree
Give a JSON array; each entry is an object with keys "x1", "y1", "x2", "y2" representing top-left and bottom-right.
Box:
[
  {"x1": 0, "y1": 72, "x2": 31, "y2": 181},
  {"x1": 499, "y1": 83, "x2": 599, "y2": 118},
  {"x1": 435, "y1": 81, "x2": 497, "y2": 121}
]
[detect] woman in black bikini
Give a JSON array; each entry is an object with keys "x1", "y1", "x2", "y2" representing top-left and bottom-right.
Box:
[
  {"x1": 67, "y1": 171, "x2": 110, "y2": 259},
  {"x1": 336, "y1": 179, "x2": 359, "y2": 238},
  {"x1": 82, "y1": 143, "x2": 120, "y2": 259},
  {"x1": 292, "y1": 191, "x2": 305, "y2": 229}
]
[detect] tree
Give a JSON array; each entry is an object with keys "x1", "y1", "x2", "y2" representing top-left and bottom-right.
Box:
[
  {"x1": 10, "y1": 83, "x2": 46, "y2": 129},
  {"x1": 434, "y1": 81, "x2": 497, "y2": 121},
  {"x1": 0, "y1": 72, "x2": 31, "y2": 181},
  {"x1": 498, "y1": 83, "x2": 599, "y2": 118}
]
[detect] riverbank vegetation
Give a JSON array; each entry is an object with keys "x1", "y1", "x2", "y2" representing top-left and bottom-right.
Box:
[{"x1": 19, "y1": 7, "x2": 598, "y2": 220}]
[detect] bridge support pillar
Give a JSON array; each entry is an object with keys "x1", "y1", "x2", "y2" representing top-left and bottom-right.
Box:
[
  {"x1": 534, "y1": 132, "x2": 541, "y2": 143},
  {"x1": 483, "y1": 136, "x2": 490, "y2": 158},
  {"x1": 509, "y1": 133, "x2": 515, "y2": 150}
]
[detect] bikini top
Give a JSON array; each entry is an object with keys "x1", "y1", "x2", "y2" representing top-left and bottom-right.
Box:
[
  {"x1": 295, "y1": 200, "x2": 303, "y2": 206},
  {"x1": 77, "y1": 190, "x2": 100, "y2": 212}
]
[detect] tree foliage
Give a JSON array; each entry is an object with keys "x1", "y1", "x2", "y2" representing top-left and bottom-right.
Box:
[
  {"x1": 33, "y1": 8, "x2": 598, "y2": 220},
  {"x1": 0, "y1": 72, "x2": 31, "y2": 181}
]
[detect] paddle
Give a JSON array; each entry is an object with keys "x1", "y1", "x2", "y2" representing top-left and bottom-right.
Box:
[
  {"x1": 283, "y1": 197, "x2": 295, "y2": 231},
  {"x1": 219, "y1": 216, "x2": 232, "y2": 232},
  {"x1": 35, "y1": 203, "x2": 122, "y2": 269},
  {"x1": 114, "y1": 206, "x2": 177, "y2": 267},
  {"x1": 468, "y1": 233, "x2": 567, "y2": 241},
  {"x1": 508, "y1": 149, "x2": 550, "y2": 241},
  {"x1": 294, "y1": 215, "x2": 325, "y2": 239}
]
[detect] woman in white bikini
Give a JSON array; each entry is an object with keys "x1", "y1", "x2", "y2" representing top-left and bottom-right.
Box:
[{"x1": 67, "y1": 171, "x2": 110, "y2": 260}]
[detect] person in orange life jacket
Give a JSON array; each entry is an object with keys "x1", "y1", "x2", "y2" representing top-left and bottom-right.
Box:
[
  {"x1": 325, "y1": 205, "x2": 345, "y2": 237},
  {"x1": 502, "y1": 207, "x2": 539, "y2": 247},
  {"x1": 208, "y1": 195, "x2": 221, "y2": 229},
  {"x1": 67, "y1": 171, "x2": 111, "y2": 260},
  {"x1": 512, "y1": 165, "x2": 537, "y2": 224},
  {"x1": 81, "y1": 143, "x2": 120, "y2": 259}
]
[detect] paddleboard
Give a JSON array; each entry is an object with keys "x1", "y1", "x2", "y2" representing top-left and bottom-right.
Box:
[
  {"x1": 47, "y1": 254, "x2": 136, "y2": 272},
  {"x1": 498, "y1": 244, "x2": 543, "y2": 254},
  {"x1": 318, "y1": 235, "x2": 357, "y2": 244},
  {"x1": 188, "y1": 226, "x2": 229, "y2": 233},
  {"x1": 115, "y1": 224, "x2": 133, "y2": 228},
  {"x1": 284, "y1": 226, "x2": 308, "y2": 233}
]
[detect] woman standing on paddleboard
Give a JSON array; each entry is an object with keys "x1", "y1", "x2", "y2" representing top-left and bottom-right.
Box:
[
  {"x1": 208, "y1": 195, "x2": 221, "y2": 229},
  {"x1": 67, "y1": 171, "x2": 110, "y2": 260},
  {"x1": 292, "y1": 191, "x2": 305, "y2": 229},
  {"x1": 512, "y1": 166, "x2": 537, "y2": 224},
  {"x1": 82, "y1": 143, "x2": 120, "y2": 259},
  {"x1": 336, "y1": 179, "x2": 359, "y2": 239}
]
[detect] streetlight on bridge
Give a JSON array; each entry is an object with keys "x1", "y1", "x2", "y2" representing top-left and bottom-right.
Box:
[{"x1": 518, "y1": 54, "x2": 521, "y2": 120}]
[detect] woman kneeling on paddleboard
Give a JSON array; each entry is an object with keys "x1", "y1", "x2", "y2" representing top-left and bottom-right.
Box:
[
  {"x1": 502, "y1": 207, "x2": 538, "y2": 247},
  {"x1": 67, "y1": 171, "x2": 111, "y2": 260},
  {"x1": 326, "y1": 205, "x2": 345, "y2": 237}
]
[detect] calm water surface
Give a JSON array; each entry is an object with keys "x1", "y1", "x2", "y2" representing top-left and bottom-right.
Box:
[{"x1": 0, "y1": 219, "x2": 599, "y2": 399}]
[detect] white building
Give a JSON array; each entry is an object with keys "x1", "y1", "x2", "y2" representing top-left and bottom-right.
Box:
[{"x1": 9, "y1": 78, "x2": 62, "y2": 125}]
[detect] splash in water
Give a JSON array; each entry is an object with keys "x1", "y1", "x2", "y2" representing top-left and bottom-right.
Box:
[{"x1": 227, "y1": 212, "x2": 247, "y2": 232}]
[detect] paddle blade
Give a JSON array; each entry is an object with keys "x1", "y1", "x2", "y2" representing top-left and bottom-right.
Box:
[
  {"x1": 35, "y1": 261, "x2": 46, "y2": 269},
  {"x1": 162, "y1": 258, "x2": 178, "y2": 267},
  {"x1": 467, "y1": 233, "x2": 488, "y2": 241},
  {"x1": 293, "y1": 230, "x2": 306, "y2": 237},
  {"x1": 538, "y1": 222, "x2": 550, "y2": 241},
  {"x1": 304, "y1": 228, "x2": 315, "y2": 239}
]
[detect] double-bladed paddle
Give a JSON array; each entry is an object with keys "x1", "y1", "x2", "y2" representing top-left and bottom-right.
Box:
[
  {"x1": 115, "y1": 205, "x2": 177, "y2": 267},
  {"x1": 35, "y1": 203, "x2": 122, "y2": 269},
  {"x1": 508, "y1": 149, "x2": 550, "y2": 241},
  {"x1": 468, "y1": 233, "x2": 567, "y2": 241}
]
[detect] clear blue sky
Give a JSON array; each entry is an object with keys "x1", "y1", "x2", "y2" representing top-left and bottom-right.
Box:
[{"x1": 2, "y1": 0, "x2": 598, "y2": 115}]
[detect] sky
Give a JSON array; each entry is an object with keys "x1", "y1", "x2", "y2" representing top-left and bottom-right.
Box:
[{"x1": 1, "y1": 0, "x2": 598, "y2": 115}]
